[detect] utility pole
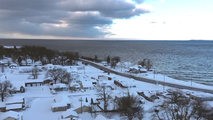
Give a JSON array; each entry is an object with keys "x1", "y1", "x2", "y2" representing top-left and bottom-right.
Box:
[
  {"x1": 80, "y1": 97, "x2": 83, "y2": 114},
  {"x1": 163, "y1": 73, "x2": 165, "y2": 90},
  {"x1": 84, "y1": 66, "x2": 85, "y2": 74}
]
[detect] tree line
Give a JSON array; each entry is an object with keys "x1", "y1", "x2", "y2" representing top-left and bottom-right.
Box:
[{"x1": 0, "y1": 45, "x2": 80, "y2": 66}]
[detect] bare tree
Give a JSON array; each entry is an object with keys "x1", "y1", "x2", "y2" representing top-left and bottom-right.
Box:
[
  {"x1": 111, "y1": 56, "x2": 121, "y2": 69},
  {"x1": 138, "y1": 59, "x2": 146, "y2": 67},
  {"x1": 0, "y1": 80, "x2": 16, "y2": 102},
  {"x1": 1, "y1": 64, "x2": 4, "y2": 73},
  {"x1": 46, "y1": 67, "x2": 72, "y2": 84},
  {"x1": 153, "y1": 90, "x2": 211, "y2": 120},
  {"x1": 146, "y1": 59, "x2": 152, "y2": 71},
  {"x1": 32, "y1": 66, "x2": 39, "y2": 79},
  {"x1": 115, "y1": 90, "x2": 144, "y2": 120},
  {"x1": 58, "y1": 70, "x2": 72, "y2": 84},
  {"x1": 96, "y1": 84, "x2": 112, "y2": 111}
]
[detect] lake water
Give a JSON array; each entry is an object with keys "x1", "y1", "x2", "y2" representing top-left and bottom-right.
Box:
[{"x1": 1, "y1": 39, "x2": 213, "y2": 85}]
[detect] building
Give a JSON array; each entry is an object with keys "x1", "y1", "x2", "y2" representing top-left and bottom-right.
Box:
[
  {"x1": 1, "y1": 111, "x2": 23, "y2": 120},
  {"x1": 53, "y1": 83, "x2": 68, "y2": 91},
  {"x1": 0, "y1": 102, "x2": 6, "y2": 112},
  {"x1": 5, "y1": 97, "x2": 25, "y2": 111},
  {"x1": 61, "y1": 109, "x2": 79, "y2": 119},
  {"x1": 51, "y1": 95, "x2": 71, "y2": 112},
  {"x1": 52, "y1": 102, "x2": 67, "y2": 112}
]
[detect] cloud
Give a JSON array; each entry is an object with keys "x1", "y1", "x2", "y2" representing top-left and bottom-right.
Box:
[
  {"x1": 133, "y1": 0, "x2": 146, "y2": 4},
  {"x1": 0, "y1": 0, "x2": 152, "y2": 38}
]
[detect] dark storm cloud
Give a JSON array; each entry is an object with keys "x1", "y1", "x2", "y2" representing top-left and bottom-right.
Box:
[{"x1": 0, "y1": 0, "x2": 151, "y2": 38}]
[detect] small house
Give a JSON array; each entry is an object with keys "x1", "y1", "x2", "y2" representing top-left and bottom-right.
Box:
[
  {"x1": 11, "y1": 81, "x2": 25, "y2": 93},
  {"x1": 52, "y1": 95, "x2": 72, "y2": 112},
  {"x1": 61, "y1": 109, "x2": 79, "y2": 119},
  {"x1": 101, "y1": 61, "x2": 108, "y2": 66},
  {"x1": 9, "y1": 64, "x2": 18, "y2": 69},
  {"x1": 6, "y1": 104, "x2": 23, "y2": 111},
  {"x1": 1, "y1": 111, "x2": 23, "y2": 120},
  {"x1": 51, "y1": 102, "x2": 67, "y2": 112},
  {"x1": 53, "y1": 83, "x2": 68, "y2": 91},
  {"x1": 0, "y1": 102, "x2": 6, "y2": 112}
]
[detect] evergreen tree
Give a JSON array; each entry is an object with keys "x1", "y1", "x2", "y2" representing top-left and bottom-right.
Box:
[{"x1": 107, "y1": 56, "x2": 110, "y2": 64}]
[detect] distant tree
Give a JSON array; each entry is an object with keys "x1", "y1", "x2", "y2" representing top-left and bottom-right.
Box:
[
  {"x1": 138, "y1": 59, "x2": 146, "y2": 67},
  {"x1": 32, "y1": 66, "x2": 39, "y2": 79},
  {"x1": 111, "y1": 56, "x2": 120, "y2": 63},
  {"x1": 115, "y1": 90, "x2": 144, "y2": 120},
  {"x1": 18, "y1": 56, "x2": 22, "y2": 66},
  {"x1": 0, "y1": 46, "x2": 4, "y2": 59},
  {"x1": 0, "y1": 80, "x2": 16, "y2": 102},
  {"x1": 74, "y1": 52, "x2": 79, "y2": 60},
  {"x1": 1, "y1": 64, "x2": 4, "y2": 73},
  {"x1": 145, "y1": 59, "x2": 152, "y2": 71},
  {"x1": 94, "y1": 55, "x2": 98, "y2": 62},
  {"x1": 111, "y1": 56, "x2": 121, "y2": 68},
  {"x1": 107, "y1": 56, "x2": 111, "y2": 64}
]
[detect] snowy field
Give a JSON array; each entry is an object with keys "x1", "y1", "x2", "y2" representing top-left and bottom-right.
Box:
[{"x1": 1, "y1": 62, "x2": 213, "y2": 120}]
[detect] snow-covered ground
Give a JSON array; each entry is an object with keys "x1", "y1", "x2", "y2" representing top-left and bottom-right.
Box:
[{"x1": 0, "y1": 62, "x2": 213, "y2": 120}]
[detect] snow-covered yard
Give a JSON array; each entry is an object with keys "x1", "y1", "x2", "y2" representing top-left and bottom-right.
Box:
[{"x1": 1, "y1": 62, "x2": 213, "y2": 120}]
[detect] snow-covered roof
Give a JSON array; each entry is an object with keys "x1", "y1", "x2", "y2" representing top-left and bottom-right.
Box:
[
  {"x1": 61, "y1": 109, "x2": 79, "y2": 118},
  {"x1": 70, "y1": 82, "x2": 81, "y2": 88},
  {"x1": 11, "y1": 81, "x2": 25, "y2": 90},
  {"x1": 0, "y1": 102, "x2": 6, "y2": 108},
  {"x1": 53, "y1": 83, "x2": 67, "y2": 88},
  {"x1": 1, "y1": 111, "x2": 22, "y2": 120},
  {"x1": 25, "y1": 79, "x2": 44, "y2": 83},
  {"x1": 3, "y1": 46, "x2": 22, "y2": 49},
  {"x1": 51, "y1": 102, "x2": 67, "y2": 108},
  {"x1": 10, "y1": 63, "x2": 18, "y2": 67},
  {"x1": 5, "y1": 97, "x2": 24, "y2": 104},
  {"x1": 82, "y1": 81, "x2": 93, "y2": 88},
  {"x1": 6, "y1": 104, "x2": 22, "y2": 110},
  {"x1": 95, "y1": 115, "x2": 107, "y2": 120},
  {"x1": 54, "y1": 95, "x2": 71, "y2": 104}
]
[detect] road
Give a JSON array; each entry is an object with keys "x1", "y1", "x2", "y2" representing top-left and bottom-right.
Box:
[{"x1": 79, "y1": 59, "x2": 213, "y2": 94}]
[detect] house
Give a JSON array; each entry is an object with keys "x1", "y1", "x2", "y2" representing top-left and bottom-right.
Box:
[
  {"x1": 10, "y1": 81, "x2": 25, "y2": 93},
  {"x1": 0, "y1": 102, "x2": 6, "y2": 112},
  {"x1": 1, "y1": 111, "x2": 23, "y2": 120},
  {"x1": 5, "y1": 97, "x2": 25, "y2": 105},
  {"x1": 33, "y1": 61, "x2": 42, "y2": 66},
  {"x1": 70, "y1": 97, "x2": 92, "y2": 114},
  {"x1": 25, "y1": 79, "x2": 44, "y2": 87},
  {"x1": 9, "y1": 64, "x2": 18, "y2": 69},
  {"x1": 52, "y1": 95, "x2": 71, "y2": 112},
  {"x1": 52, "y1": 102, "x2": 67, "y2": 112},
  {"x1": 21, "y1": 59, "x2": 33, "y2": 66},
  {"x1": 46, "y1": 64, "x2": 54, "y2": 70},
  {"x1": 6, "y1": 104, "x2": 23, "y2": 111},
  {"x1": 53, "y1": 83, "x2": 68, "y2": 91},
  {"x1": 61, "y1": 109, "x2": 79, "y2": 119},
  {"x1": 81, "y1": 81, "x2": 94, "y2": 90},
  {"x1": 5, "y1": 97, "x2": 25, "y2": 111},
  {"x1": 101, "y1": 61, "x2": 108, "y2": 66},
  {"x1": 98, "y1": 75, "x2": 116, "y2": 81}
]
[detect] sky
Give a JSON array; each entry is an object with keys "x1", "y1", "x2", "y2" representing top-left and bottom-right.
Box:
[{"x1": 0, "y1": 0, "x2": 212, "y2": 40}]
